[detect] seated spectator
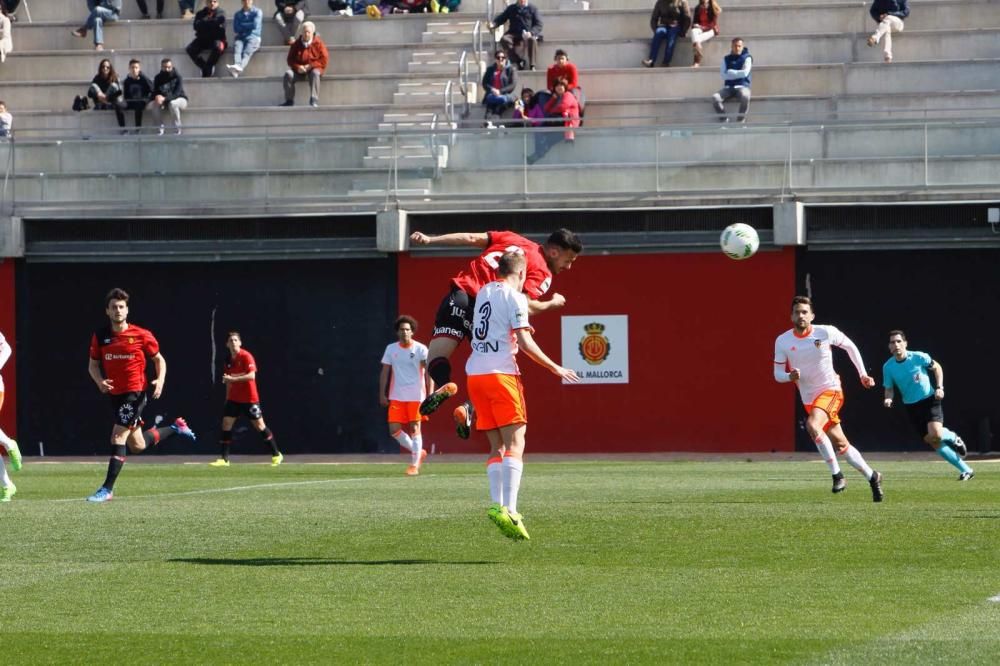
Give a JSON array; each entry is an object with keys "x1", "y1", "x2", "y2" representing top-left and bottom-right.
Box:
[
  {"x1": 179, "y1": 0, "x2": 196, "y2": 17},
  {"x1": 227, "y1": 0, "x2": 263, "y2": 78},
  {"x1": 0, "y1": 8, "x2": 10, "y2": 63},
  {"x1": 867, "y1": 0, "x2": 908, "y2": 63},
  {"x1": 119, "y1": 58, "x2": 153, "y2": 133},
  {"x1": 429, "y1": 0, "x2": 458, "y2": 12},
  {"x1": 0, "y1": 100, "x2": 10, "y2": 138},
  {"x1": 689, "y1": 0, "x2": 720, "y2": 67},
  {"x1": 392, "y1": 0, "x2": 429, "y2": 12},
  {"x1": 281, "y1": 21, "x2": 328, "y2": 107},
  {"x1": 0, "y1": 1, "x2": 19, "y2": 22},
  {"x1": 528, "y1": 77, "x2": 579, "y2": 164},
  {"x1": 481, "y1": 50, "x2": 518, "y2": 125},
  {"x1": 148, "y1": 58, "x2": 188, "y2": 135},
  {"x1": 711, "y1": 37, "x2": 751, "y2": 123},
  {"x1": 187, "y1": 0, "x2": 227, "y2": 78},
  {"x1": 328, "y1": 0, "x2": 353, "y2": 15},
  {"x1": 512, "y1": 88, "x2": 544, "y2": 128},
  {"x1": 275, "y1": 0, "x2": 308, "y2": 46},
  {"x1": 490, "y1": 0, "x2": 542, "y2": 71},
  {"x1": 72, "y1": 0, "x2": 123, "y2": 52},
  {"x1": 136, "y1": 0, "x2": 165, "y2": 18},
  {"x1": 88, "y1": 58, "x2": 126, "y2": 130},
  {"x1": 643, "y1": 0, "x2": 691, "y2": 68},
  {"x1": 546, "y1": 49, "x2": 584, "y2": 120}
]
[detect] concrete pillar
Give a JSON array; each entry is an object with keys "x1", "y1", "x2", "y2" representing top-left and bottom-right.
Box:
[
  {"x1": 773, "y1": 202, "x2": 805, "y2": 246},
  {"x1": 0, "y1": 217, "x2": 24, "y2": 258},
  {"x1": 376, "y1": 209, "x2": 408, "y2": 253}
]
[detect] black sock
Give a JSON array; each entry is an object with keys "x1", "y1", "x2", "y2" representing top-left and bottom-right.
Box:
[
  {"x1": 102, "y1": 444, "x2": 128, "y2": 491},
  {"x1": 259, "y1": 427, "x2": 279, "y2": 456},
  {"x1": 142, "y1": 426, "x2": 176, "y2": 448},
  {"x1": 220, "y1": 430, "x2": 233, "y2": 461},
  {"x1": 428, "y1": 356, "x2": 451, "y2": 388}
]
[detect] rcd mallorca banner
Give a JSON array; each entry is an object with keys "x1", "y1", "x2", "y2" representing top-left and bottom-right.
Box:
[{"x1": 560, "y1": 315, "x2": 629, "y2": 384}]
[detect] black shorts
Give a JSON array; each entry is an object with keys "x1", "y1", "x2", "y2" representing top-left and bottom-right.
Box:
[
  {"x1": 110, "y1": 391, "x2": 148, "y2": 429},
  {"x1": 904, "y1": 395, "x2": 944, "y2": 433},
  {"x1": 224, "y1": 400, "x2": 263, "y2": 421},
  {"x1": 432, "y1": 287, "x2": 474, "y2": 342}
]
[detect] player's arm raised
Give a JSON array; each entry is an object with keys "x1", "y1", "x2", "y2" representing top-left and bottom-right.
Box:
[
  {"x1": 150, "y1": 352, "x2": 167, "y2": 399},
  {"x1": 514, "y1": 328, "x2": 580, "y2": 383},
  {"x1": 409, "y1": 231, "x2": 489, "y2": 247}
]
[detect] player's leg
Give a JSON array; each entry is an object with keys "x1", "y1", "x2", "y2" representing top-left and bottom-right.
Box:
[
  {"x1": 0, "y1": 396, "x2": 13, "y2": 497},
  {"x1": 89, "y1": 424, "x2": 131, "y2": 502},
  {"x1": 0, "y1": 390, "x2": 21, "y2": 472},
  {"x1": 419, "y1": 290, "x2": 470, "y2": 415},
  {"x1": 212, "y1": 415, "x2": 237, "y2": 467},
  {"x1": 407, "y1": 417, "x2": 426, "y2": 470},
  {"x1": 469, "y1": 374, "x2": 507, "y2": 524},
  {"x1": 248, "y1": 405, "x2": 281, "y2": 465},
  {"x1": 495, "y1": 374, "x2": 529, "y2": 540},
  {"x1": 926, "y1": 420, "x2": 973, "y2": 479},
  {"x1": 827, "y1": 423, "x2": 883, "y2": 502},
  {"x1": 804, "y1": 403, "x2": 844, "y2": 491}
]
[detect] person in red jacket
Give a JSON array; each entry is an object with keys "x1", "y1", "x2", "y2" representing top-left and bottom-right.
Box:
[
  {"x1": 280, "y1": 21, "x2": 328, "y2": 107},
  {"x1": 689, "y1": 0, "x2": 721, "y2": 67},
  {"x1": 528, "y1": 77, "x2": 580, "y2": 164},
  {"x1": 546, "y1": 49, "x2": 584, "y2": 120}
]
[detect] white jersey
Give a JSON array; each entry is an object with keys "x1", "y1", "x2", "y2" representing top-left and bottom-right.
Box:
[
  {"x1": 465, "y1": 281, "x2": 531, "y2": 377},
  {"x1": 380, "y1": 341, "x2": 428, "y2": 402},
  {"x1": 773, "y1": 324, "x2": 868, "y2": 405},
  {"x1": 0, "y1": 331, "x2": 9, "y2": 392}
]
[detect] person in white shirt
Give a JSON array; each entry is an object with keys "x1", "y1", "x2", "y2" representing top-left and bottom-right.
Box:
[
  {"x1": 0, "y1": 100, "x2": 11, "y2": 138},
  {"x1": 773, "y1": 295, "x2": 884, "y2": 502},
  {"x1": 0, "y1": 330, "x2": 21, "y2": 502},
  {"x1": 380, "y1": 316, "x2": 437, "y2": 476},
  {"x1": 465, "y1": 252, "x2": 579, "y2": 540}
]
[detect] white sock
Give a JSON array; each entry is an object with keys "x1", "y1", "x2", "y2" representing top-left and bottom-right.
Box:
[
  {"x1": 411, "y1": 434, "x2": 423, "y2": 465},
  {"x1": 0, "y1": 459, "x2": 10, "y2": 488},
  {"x1": 392, "y1": 430, "x2": 414, "y2": 453},
  {"x1": 487, "y1": 457, "x2": 503, "y2": 505},
  {"x1": 814, "y1": 433, "x2": 841, "y2": 475},
  {"x1": 0, "y1": 427, "x2": 13, "y2": 448},
  {"x1": 502, "y1": 456, "x2": 524, "y2": 514},
  {"x1": 841, "y1": 444, "x2": 874, "y2": 479}
]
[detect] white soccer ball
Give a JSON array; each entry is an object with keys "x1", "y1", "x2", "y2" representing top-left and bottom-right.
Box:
[{"x1": 720, "y1": 223, "x2": 760, "y2": 260}]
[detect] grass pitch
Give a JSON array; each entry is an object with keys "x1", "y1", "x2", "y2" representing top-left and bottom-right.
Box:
[{"x1": 3, "y1": 458, "x2": 1000, "y2": 664}]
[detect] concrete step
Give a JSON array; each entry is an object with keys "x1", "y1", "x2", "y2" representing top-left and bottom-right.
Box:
[
  {"x1": 379, "y1": 112, "x2": 441, "y2": 130},
  {"x1": 362, "y1": 154, "x2": 439, "y2": 168},
  {"x1": 366, "y1": 143, "x2": 436, "y2": 158},
  {"x1": 349, "y1": 177, "x2": 434, "y2": 196}
]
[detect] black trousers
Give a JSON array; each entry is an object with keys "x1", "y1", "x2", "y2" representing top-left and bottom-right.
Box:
[
  {"x1": 135, "y1": 0, "x2": 165, "y2": 15},
  {"x1": 187, "y1": 38, "x2": 225, "y2": 77}
]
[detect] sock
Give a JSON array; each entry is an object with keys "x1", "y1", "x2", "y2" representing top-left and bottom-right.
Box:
[
  {"x1": 102, "y1": 444, "x2": 128, "y2": 491},
  {"x1": 0, "y1": 426, "x2": 13, "y2": 448},
  {"x1": 411, "y1": 434, "x2": 423, "y2": 466},
  {"x1": 0, "y1": 458, "x2": 10, "y2": 488},
  {"x1": 939, "y1": 427, "x2": 957, "y2": 444},
  {"x1": 502, "y1": 456, "x2": 524, "y2": 514},
  {"x1": 936, "y1": 445, "x2": 972, "y2": 474},
  {"x1": 814, "y1": 433, "x2": 841, "y2": 475},
  {"x1": 841, "y1": 444, "x2": 874, "y2": 480},
  {"x1": 143, "y1": 426, "x2": 176, "y2": 448},
  {"x1": 219, "y1": 430, "x2": 233, "y2": 461},
  {"x1": 392, "y1": 429, "x2": 414, "y2": 453},
  {"x1": 259, "y1": 427, "x2": 279, "y2": 456},
  {"x1": 428, "y1": 356, "x2": 451, "y2": 389},
  {"x1": 486, "y1": 456, "x2": 503, "y2": 504}
]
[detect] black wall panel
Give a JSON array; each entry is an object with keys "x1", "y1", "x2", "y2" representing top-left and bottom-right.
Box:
[
  {"x1": 16, "y1": 258, "x2": 397, "y2": 455},
  {"x1": 794, "y1": 247, "x2": 999, "y2": 452}
]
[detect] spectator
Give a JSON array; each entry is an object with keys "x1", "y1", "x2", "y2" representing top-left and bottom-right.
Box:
[
  {"x1": 0, "y1": 100, "x2": 10, "y2": 138},
  {"x1": 429, "y1": 0, "x2": 458, "y2": 12},
  {"x1": 711, "y1": 37, "x2": 751, "y2": 123},
  {"x1": 275, "y1": 0, "x2": 308, "y2": 46},
  {"x1": 546, "y1": 49, "x2": 584, "y2": 119},
  {"x1": 512, "y1": 88, "x2": 544, "y2": 128},
  {"x1": 187, "y1": 0, "x2": 227, "y2": 78},
  {"x1": 867, "y1": 0, "x2": 908, "y2": 64},
  {"x1": 643, "y1": 0, "x2": 691, "y2": 67},
  {"x1": 136, "y1": 0, "x2": 165, "y2": 18},
  {"x1": 481, "y1": 50, "x2": 518, "y2": 125},
  {"x1": 179, "y1": 0, "x2": 196, "y2": 17},
  {"x1": 0, "y1": 0, "x2": 19, "y2": 22},
  {"x1": 528, "y1": 77, "x2": 579, "y2": 164},
  {"x1": 328, "y1": 0, "x2": 352, "y2": 15},
  {"x1": 88, "y1": 58, "x2": 126, "y2": 130},
  {"x1": 393, "y1": 0, "x2": 429, "y2": 12},
  {"x1": 72, "y1": 0, "x2": 123, "y2": 52},
  {"x1": 281, "y1": 21, "x2": 328, "y2": 107},
  {"x1": 689, "y1": 0, "x2": 720, "y2": 67},
  {"x1": 490, "y1": 0, "x2": 542, "y2": 71},
  {"x1": 148, "y1": 58, "x2": 188, "y2": 135},
  {"x1": 120, "y1": 58, "x2": 153, "y2": 133},
  {"x1": 0, "y1": 8, "x2": 11, "y2": 63},
  {"x1": 227, "y1": 0, "x2": 263, "y2": 78}
]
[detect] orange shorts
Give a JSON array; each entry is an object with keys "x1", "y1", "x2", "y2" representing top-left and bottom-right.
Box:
[
  {"x1": 467, "y1": 373, "x2": 527, "y2": 431},
  {"x1": 387, "y1": 400, "x2": 424, "y2": 424},
  {"x1": 805, "y1": 389, "x2": 844, "y2": 430}
]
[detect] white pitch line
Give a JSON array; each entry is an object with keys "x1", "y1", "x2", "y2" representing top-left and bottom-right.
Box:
[
  {"x1": 988, "y1": 594, "x2": 1000, "y2": 603},
  {"x1": 48, "y1": 477, "x2": 379, "y2": 503}
]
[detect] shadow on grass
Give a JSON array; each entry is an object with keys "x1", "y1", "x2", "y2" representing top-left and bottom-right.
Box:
[{"x1": 168, "y1": 557, "x2": 499, "y2": 567}]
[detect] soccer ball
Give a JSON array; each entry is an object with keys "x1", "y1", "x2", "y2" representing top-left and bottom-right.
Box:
[{"x1": 720, "y1": 223, "x2": 760, "y2": 260}]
